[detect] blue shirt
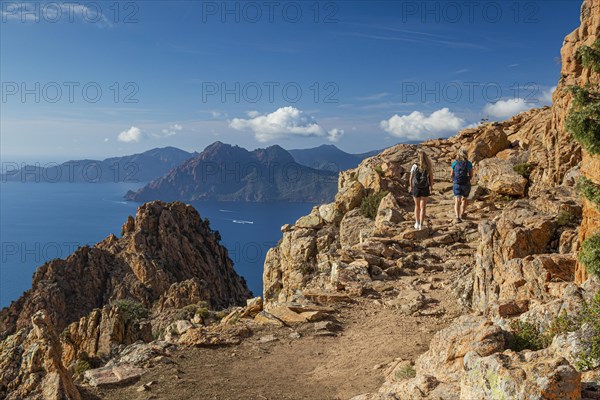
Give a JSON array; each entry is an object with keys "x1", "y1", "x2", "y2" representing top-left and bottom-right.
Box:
[
  {"x1": 452, "y1": 160, "x2": 473, "y2": 184},
  {"x1": 451, "y1": 160, "x2": 473, "y2": 171}
]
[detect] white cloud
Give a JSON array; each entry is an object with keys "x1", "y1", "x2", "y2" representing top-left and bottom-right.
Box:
[
  {"x1": 104, "y1": 138, "x2": 110, "y2": 142},
  {"x1": 209, "y1": 110, "x2": 227, "y2": 119},
  {"x1": 380, "y1": 108, "x2": 466, "y2": 140},
  {"x1": 160, "y1": 123, "x2": 183, "y2": 137},
  {"x1": 117, "y1": 126, "x2": 145, "y2": 143},
  {"x1": 483, "y1": 98, "x2": 532, "y2": 118},
  {"x1": 230, "y1": 106, "x2": 341, "y2": 142},
  {"x1": 246, "y1": 110, "x2": 261, "y2": 118},
  {"x1": 327, "y1": 128, "x2": 344, "y2": 142},
  {"x1": 540, "y1": 86, "x2": 557, "y2": 104}
]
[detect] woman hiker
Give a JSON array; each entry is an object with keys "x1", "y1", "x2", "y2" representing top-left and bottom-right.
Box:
[
  {"x1": 409, "y1": 150, "x2": 434, "y2": 230},
  {"x1": 451, "y1": 148, "x2": 474, "y2": 223}
]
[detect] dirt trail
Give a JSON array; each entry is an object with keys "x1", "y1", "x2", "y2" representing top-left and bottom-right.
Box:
[{"x1": 84, "y1": 186, "x2": 502, "y2": 400}]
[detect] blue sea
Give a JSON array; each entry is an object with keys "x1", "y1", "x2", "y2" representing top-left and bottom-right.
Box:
[{"x1": 0, "y1": 182, "x2": 315, "y2": 308}]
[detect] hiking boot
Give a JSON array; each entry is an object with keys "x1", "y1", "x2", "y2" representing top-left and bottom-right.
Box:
[
  {"x1": 455, "y1": 218, "x2": 462, "y2": 223},
  {"x1": 414, "y1": 222, "x2": 420, "y2": 229}
]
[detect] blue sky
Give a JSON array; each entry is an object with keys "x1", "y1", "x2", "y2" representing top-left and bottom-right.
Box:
[{"x1": 0, "y1": 0, "x2": 582, "y2": 161}]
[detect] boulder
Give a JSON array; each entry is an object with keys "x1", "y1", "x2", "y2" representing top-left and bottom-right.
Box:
[
  {"x1": 461, "y1": 350, "x2": 581, "y2": 400},
  {"x1": 477, "y1": 158, "x2": 528, "y2": 196},
  {"x1": 467, "y1": 124, "x2": 510, "y2": 162}
]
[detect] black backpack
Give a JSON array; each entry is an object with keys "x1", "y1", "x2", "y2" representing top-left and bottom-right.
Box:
[
  {"x1": 413, "y1": 167, "x2": 429, "y2": 189},
  {"x1": 454, "y1": 160, "x2": 470, "y2": 185}
]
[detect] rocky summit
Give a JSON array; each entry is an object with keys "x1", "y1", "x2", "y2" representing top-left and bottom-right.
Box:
[{"x1": 2, "y1": 0, "x2": 600, "y2": 399}]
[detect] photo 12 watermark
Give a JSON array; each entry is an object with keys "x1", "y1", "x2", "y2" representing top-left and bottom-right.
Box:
[
  {"x1": 200, "y1": 81, "x2": 339, "y2": 104},
  {"x1": 1, "y1": 1, "x2": 139, "y2": 24},
  {"x1": 1, "y1": 81, "x2": 140, "y2": 104},
  {"x1": 1, "y1": 241, "x2": 95, "y2": 264},
  {"x1": 399, "y1": 1, "x2": 540, "y2": 24},
  {"x1": 199, "y1": 1, "x2": 339, "y2": 23},
  {"x1": 1, "y1": 161, "x2": 141, "y2": 183}
]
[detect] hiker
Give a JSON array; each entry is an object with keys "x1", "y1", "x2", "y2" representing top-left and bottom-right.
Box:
[
  {"x1": 409, "y1": 150, "x2": 434, "y2": 230},
  {"x1": 451, "y1": 148, "x2": 474, "y2": 223}
]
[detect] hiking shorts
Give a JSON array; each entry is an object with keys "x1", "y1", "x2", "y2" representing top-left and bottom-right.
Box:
[
  {"x1": 413, "y1": 186, "x2": 430, "y2": 198},
  {"x1": 453, "y1": 183, "x2": 471, "y2": 198}
]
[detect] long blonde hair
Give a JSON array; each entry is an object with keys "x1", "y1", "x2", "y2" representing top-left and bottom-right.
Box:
[
  {"x1": 417, "y1": 151, "x2": 432, "y2": 176},
  {"x1": 456, "y1": 148, "x2": 468, "y2": 161}
]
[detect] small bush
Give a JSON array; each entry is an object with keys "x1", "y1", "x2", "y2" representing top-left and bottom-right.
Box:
[
  {"x1": 111, "y1": 299, "x2": 149, "y2": 323},
  {"x1": 577, "y1": 177, "x2": 600, "y2": 210},
  {"x1": 506, "y1": 320, "x2": 551, "y2": 352},
  {"x1": 579, "y1": 232, "x2": 600, "y2": 280},
  {"x1": 565, "y1": 105, "x2": 600, "y2": 155},
  {"x1": 360, "y1": 191, "x2": 389, "y2": 220},
  {"x1": 575, "y1": 291, "x2": 600, "y2": 370},
  {"x1": 74, "y1": 359, "x2": 92, "y2": 376},
  {"x1": 556, "y1": 210, "x2": 578, "y2": 227},
  {"x1": 513, "y1": 163, "x2": 534, "y2": 179},
  {"x1": 576, "y1": 40, "x2": 600, "y2": 72},
  {"x1": 175, "y1": 302, "x2": 209, "y2": 321},
  {"x1": 394, "y1": 364, "x2": 416, "y2": 380},
  {"x1": 374, "y1": 165, "x2": 384, "y2": 176}
]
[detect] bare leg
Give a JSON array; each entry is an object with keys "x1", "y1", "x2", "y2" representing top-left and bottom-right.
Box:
[
  {"x1": 461, "y1": 198, "x2": 469, "y2": 218},
  {"x1": 419, "y1": 197, "x2": 428, "y2": 226},
  {"x1": 414, "y1": 197, "x2": 421, "y2": 224},
  {"x1": 454, "y1": 196, "x2": 461, "y2": 219}
]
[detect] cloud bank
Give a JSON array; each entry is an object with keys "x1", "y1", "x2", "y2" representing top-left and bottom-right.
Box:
[{"x1": 380, "y1": 108, "x2": 466, "y2": 140}]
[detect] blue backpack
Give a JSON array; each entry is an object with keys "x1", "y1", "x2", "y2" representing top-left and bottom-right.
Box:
[{"x1": 454, "y1": 161, "x2": 470, "y2": 185}]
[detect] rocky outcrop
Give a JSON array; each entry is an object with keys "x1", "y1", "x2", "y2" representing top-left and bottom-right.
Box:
[
  {"x1": 60, "y1": 305, "x2": 153, "y2": 369},
  {"x1": 0, "y1": 311, "x2": 81, "y2": 400},
  {"x1": 477, "y1": 158, "x2": 528, "y2": 196},
  {"x1": 461, "y1": 350, "x2": 581, "y2": 400},
  {"x1": 0, "y1": 201, "x2": 251, "y2": 338},
  {"x1": 0, "y1": 201, "x2": 252, "y2": 399}
]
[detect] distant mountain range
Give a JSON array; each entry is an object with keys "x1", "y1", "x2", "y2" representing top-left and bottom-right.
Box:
[
  {"x1": 1, "y1": 147, "x2": 195, "y2": 183},
  {"x1": 124, "y1": 142, "x2": 339, "y2": 202},
  {"x1": 2, "y1": 142, "x2": 383, "y2": 202},
  {"x1": 288, "y1": 144, "x2": 381, "y2": 171}
]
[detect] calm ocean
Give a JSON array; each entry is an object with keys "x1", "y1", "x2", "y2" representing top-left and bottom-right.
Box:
[{"x1": 0, "y1": 182, "x2": 314, "y2": 308}]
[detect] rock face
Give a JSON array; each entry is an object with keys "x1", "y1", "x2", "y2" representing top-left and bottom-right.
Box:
[
  {"x1": 0, "y1": 201, "x2": 252, "y2": 399},
  {"x1": 0, "y1": 201, "x2": 251, "y2": 338},
  {"x1": 125, "y1": 141, "x2": 338, "y2": 202},
  {"x1": 477, "y1": 158, "x2": 528, "y2": 196},
  {"x1": 0, "y1": 311, "x2": 81, "y2": 400},
  {"x1": 461, "y1": 350, "x2": 581, "y2": 400}
]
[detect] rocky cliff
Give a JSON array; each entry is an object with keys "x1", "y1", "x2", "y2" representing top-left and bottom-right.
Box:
[
  {"x1": 260, "y1": 2, "x2": 600, "y2": 399},
  {"x1": 0, "y1": 201, "x2": 251, "y2": 399}
]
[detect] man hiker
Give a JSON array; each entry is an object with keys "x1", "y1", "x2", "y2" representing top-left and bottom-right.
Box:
[{"x1": 451, "y1": 148, "x2": 474, "y2": 223}]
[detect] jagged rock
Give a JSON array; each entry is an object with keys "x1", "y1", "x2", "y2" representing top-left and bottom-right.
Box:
[
  {"x1": 61, "y1": 305, "x2": 153, "y2": 369},
  {"x1": 477, "y1": 158, "x2": 528, "y2": 196},
  {"x1": 295, "y1": 208, "x2": 324, "y2": 229},
  {"x1": 241, "y1": 297, "x2": 263, "y2": 318},
  {"x1": 465, "y1": 124, "x2": 511, "y2": 162},
  {"x1": 0, "y1": 311, "x2": 81, "y2": 400},
  {"x1": 334, "y1": 180, "x2": 366, "y2": 214},
  {"x1": 415, "y1": 315, "x2": 505, "y2": 385},
  {"x1": 374, "y1": 193, "x2": 404, "y2": 234},
  {"x1": 253, "y1": 311, "x2": 284, "y2": 326},
  {"x1": 84, "y1": 364, "x2": 145, "y2": 388},
  {"x1": 153, "y1": 279, "x2": 208, "y2": 313},
  {"x1": 266, "y1": 305, "x2": 309, "y2": 325},
  {"x1": 0, "y1": 201, "x2": 251, "y2": 338},
  {"x1": 318, "y1": 202, "x2": 342, "y2": 225},
  {"x1": 472, "y1": 205, "x2": 558, "y2": 311},
  {"x1": 177, "y1": 324, "x2": 252, "y2": 347},
  {"x1": 340, "y1": 209, "x2": 374, "y2": 249},
  {"x1": 461, "y1": 350, "x2": 581, "y2": 400}
]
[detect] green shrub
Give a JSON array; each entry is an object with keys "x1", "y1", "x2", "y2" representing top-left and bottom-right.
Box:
[
  {"x1": 513, "y1": 163, "x2": 534, "y2": 179},
  {"x1": 565, "y1": 104, "x2": 600, "y2": 155},
  {"x1": 556, "y1": 210, "x2": 578, "y2": 227},
  {"x1": 74, "y1": 359, "x2": 92, "y2": 376},
  {"x1": 506, "y1": 320, "x2": 551, "y2": 352},
  {"x1": 579, "y1": 232, "x2": 600, "y2": 280},
  {"x1": 576, "y1": 39, "x2": 600, "y2": 72},
  {"x1": 374, "y1": 165, "x2": 384, "y2": 176},
  {"x1": 175, "y1": 302, "x2": 209, "y2": 321},
  {"x1": 394, "y1": 364, "x2": 416, "y2": 380},
  {"x1": 111, "y1": 299, "x2": 149, "y2": 323},
  {"x1": 575, "y1": 291, "x2": 600, "y2": 370},
  {"x1": 577, "y1": 177, "x2": 600, "y2": 210},
  {"x1": 360, "y1": 191, "x2": 389, "y2": 220}
]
